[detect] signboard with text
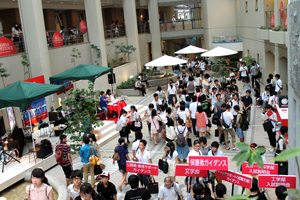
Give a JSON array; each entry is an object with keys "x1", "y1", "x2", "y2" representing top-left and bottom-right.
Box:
[
  {"x1": 53, "y1": 32, "x2": 64, "y2": 47},
  {"x1": 126, "y1": 161, "x2": 158, "y2": 176},
  {"x1": 0, "y1": 37, "x2": 17, "y2": 57},
  {"x1": 55, "y1": 80, "x2": 73, "y2": 95},
  {"x1": 80, "y1": 20, "x2": 87, "y2": 34},
  {"x1": 175, "y1": 164, "x2": 208, "y2": 177},
  {"x1": 258, "y1": 175, "x2": 296, "y2": 189},
  {"x1": 242, "y1": 162, "x2": 278, "y2": 175},
  {"x1": 216, "y1": 170, "x2": 253, "y2": 189},
  {"x1": 189, "y1": 156, "x2": 228, "y2": 171},
  {"x1": 271, "y1": 13, "x2": 275, "y2": 27},
  {"x1": 280, "y1": 1, "x2": 284, "y2": 18}
]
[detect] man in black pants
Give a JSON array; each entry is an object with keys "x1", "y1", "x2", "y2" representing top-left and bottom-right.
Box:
[{"x1": 135, "y1": 78, "x2": 146, "y2": 96}]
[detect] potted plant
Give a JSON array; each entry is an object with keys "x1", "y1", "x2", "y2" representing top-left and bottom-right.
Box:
[
  {"x1": 257, "y1": 26, "x2": 272, "y2": 40},
  {"x1": 269, "y1": 26, "x2": 287, "y2": 45}
]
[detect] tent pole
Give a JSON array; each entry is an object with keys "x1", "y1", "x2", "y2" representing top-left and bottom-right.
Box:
[
  {"x1": 94, "y1": 87, "x2": 97, "y2": 114},
  {"x1": 51, "y1": 95, "x2": 54, "y2": 109},
  {"x1": 166, "y1": 66, "x2": 169, "y2": 85},
  {"x1": 28, "y1": 110, "x2": 35, "y2": 150}
]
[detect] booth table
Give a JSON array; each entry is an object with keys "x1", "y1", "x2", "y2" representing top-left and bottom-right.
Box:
[
  {"x1": 107, "y1": 101, "x2": 127, "y2": 116},
  {"x1": 52, "y1": 125, "x2": 67, "y2": 136}
]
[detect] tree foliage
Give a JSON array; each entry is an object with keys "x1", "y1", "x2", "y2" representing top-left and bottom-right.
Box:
[
  {"x1": 21, "y1": 52, "x2": 31, "y2": 79},
  {"x1": 0, "y1": 63, "x2": 10, "y2": 87},
  {"x1": 70, "y1": 47, "x2": 81, "y2": 68}
]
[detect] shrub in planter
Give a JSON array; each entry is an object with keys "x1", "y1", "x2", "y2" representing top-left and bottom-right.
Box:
[
  {"x1": 259, "y1": 26, "x2": 272, "y2": 30},
  {"x1": 117, "y1": 76, "x2": 138, "y2": 89}
]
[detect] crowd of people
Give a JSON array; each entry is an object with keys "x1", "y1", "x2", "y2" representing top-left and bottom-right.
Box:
[{"x1": 22, "y1": 59, "x2": 290, "y2": 200}]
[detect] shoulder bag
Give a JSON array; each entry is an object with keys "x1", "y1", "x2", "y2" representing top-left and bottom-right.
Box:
[
  {"x1": 112, "y1": 146, "x2": 120, "y2": 161},
  {"x1": 158, "y1": 158, "x2": 169, "y2": 174},
  {"x1": 185, "y1": 112, "x2": 192, "y2": 128},
  {"x1": 147, "y1": 177, "x2": 159, "y2": 194},
  {"x1": 263, "y1": 120, "x2": 274, "y2": 132},
  {"x1": 222, "y1": 113, "x2": 230, "y2": 129},
  {"x1": 89, "y1": 146, "x2": 99, "y2": 166}
]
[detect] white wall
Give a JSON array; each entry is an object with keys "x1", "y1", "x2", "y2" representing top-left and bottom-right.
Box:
[{"x1": 0, "y1": 54, "x2": 24, "y2": 88}]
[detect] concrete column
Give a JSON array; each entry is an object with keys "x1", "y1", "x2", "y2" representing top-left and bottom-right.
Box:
[
  {"x1": 122, "y1": 0, "x2": 142, "y2": 73},
  {"x1": 274, "y1": 0, "x2": 280, "y2": 26},
  {"x1": 148, "y1": 0, "x2": 162, "y2": 60},
  {"x1": 274, "y1": 44, "x2": 280, "y2": 75},
  {"x1": 18, "y1": 0, "x2": 53, "y2": 114},
  {"x1": 84, "y1": 0, "x2": 108, "y2": 66}
]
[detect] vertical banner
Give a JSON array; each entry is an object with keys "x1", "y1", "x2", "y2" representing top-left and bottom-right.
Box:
[
  {"x1": 21, "y1": 75, "x2": 48, "y2": 126},
  {"x1": 271, "y1": 13, "x2": 275, "y2": 27},
  {"x1": 280, "y1": 1, "x2": 284, "y2": 18},
  {"x1": 284, "y1": 13, "x2": 287, "y2": 28}
]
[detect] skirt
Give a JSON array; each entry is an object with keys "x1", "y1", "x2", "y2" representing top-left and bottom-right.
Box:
[
  {"x1": 120, "y1": 126, "x2": 130, "y2": 137},
  {"x1": 151, "y1": 129, "x2": 158, "y2": 136},
  {"x1": 167, "y1": 163, "x2": 176, "y2": 176},
  {"x1": 168, "y1": 94, "x2": 176, "y2": 105},
  {"x1": 197, "y1": 127, "x2": 207, "y2": 132},
  {"x1": 118, "y1": 164, "x2": 127, "y2": 174},
  {"x1": 176, "y1": 143, "x2": 189, "y2": 159}
]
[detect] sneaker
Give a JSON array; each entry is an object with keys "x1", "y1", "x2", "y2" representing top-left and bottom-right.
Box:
[
  {"x1": 219, "y1": 141, "x2": 225, "y2": 145},
  {"x1": 226, "y1": 147, "x2": 230, "y2": 150},
  {"x1": 207, "y1": 131, "x2": 211, "y2": 136},
  {"x1": 232, "y1": 147, "x2": 237, "y2": 150},
  {"x1": 269, "y1": 148, "x2": 275, "y2": 153}
]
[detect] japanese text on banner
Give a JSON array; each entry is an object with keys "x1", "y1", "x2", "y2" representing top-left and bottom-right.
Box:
[
  {"x1": 126, "y1": 161, "x2": 158, "y2": 176},
  {"x1": 242, "y1": 162, "x2": 278, "y2": 175},
  {"x1": 216, "y1": 170, "x2": 252, "y2": 189},
  {"x1": 189, "y1": 156, "x2": 228, "y2": 171},
  {"x1": 175, "y1": 164, "x2": 208, "y2": 177},
  {"x1": 258, "y1": 175, "x2": 296, "y2": 189}
]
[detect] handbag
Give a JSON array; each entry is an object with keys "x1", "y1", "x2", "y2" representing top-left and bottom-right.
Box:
[
  {"x1": 94, "y1": 165, "x2": 103, "y2": 175},
  {"x1": 263, "y1": 120, "x2": 274, "y2": 131},
  {"x1": 215, "y1": 129, "x2": 219, "y2": 137},
  {"x1": 187, "y1": 138, "x2": 192, "y2": 147},
  {"x1": 112, "y1": 146, "x2": 120, "y2": 161},
  {"x1": 134, "y1": 121, "x2": 141, "y2": 128},
  {"x1": 89, "y1": 147, "x2": 99, "y2": 166},
  {"x1": 185, "y1": 113, "x2": 192, "y2": 128},
  {"x1": 158, "y1": 159, "x2": 169, "y2": 174},
  {"x1": 147, "y1": 178, "x2": 159, "y2": 194}
]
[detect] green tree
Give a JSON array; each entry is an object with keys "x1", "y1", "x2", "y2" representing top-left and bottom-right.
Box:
[
  {"x1": 21, "y1": 52, "x2": 31, "y2": 79},
  {"x1": 90, "y1": 44, "x2": 101, "y2": 65},
  {"x1": 70, "y1": 47, "x2": 81, "y2": 68},
  {"x1": 115, "y1": 43, "x2": 136, "y2": 64},
  {"x1": 0, "y1": 63, "x2": 10, "y2": 87}
]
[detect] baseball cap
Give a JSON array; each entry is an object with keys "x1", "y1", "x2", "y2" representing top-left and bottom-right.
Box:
[
  {"x1": 99, "y1": 171, "x2": 110, "y2": 179},
  {"x1": 250, "y1": 143, "x2": 257, "y2": 148}
]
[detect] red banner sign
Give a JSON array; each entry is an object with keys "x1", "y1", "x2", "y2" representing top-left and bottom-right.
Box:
[
  {"x1": 271, "y1": 13, "x2": 275, "y2": 27},
  {"x1": 0, "y1": 37, "x2": 17, "y2": 57},
  {"x1": 126, "y1": 161, "x2": 158, "y2": 176},
  {"x1": 280, "y1": 1, "x2": 284, "y2": 18},
  {"x1": 284, "y1": 13, "x2": 287, "y2": 28},
  {"x1": 53, "y1": 32, "x2": 64, "y2": 47},
  {"x1": 216, "y1": 170, "x2": 253, "y2": 189},
  {"x1": 258, "y1": 175, "x2": 296, "y2": 189},
  {"x1": 242, "y1": 162, "x2": 278, "y2": 175},
  {"x1": 189, "y1": 156, "x2": 228, "y2": 171},
  {"x1": 80, "y1": 21, "x2": 87, "y2": 34},
  {"x1": 175, "y1": 164, "x2": 208, "y2": 177}
]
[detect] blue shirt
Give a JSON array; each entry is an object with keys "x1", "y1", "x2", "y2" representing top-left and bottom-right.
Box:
[
  {"x1": 80, "y1": 144, "x2": 98, "y2": 164},
  {"x1": 100, "y1": 96, "x2": 108, "y2": 108},
  {"x1": 241, "y1": 96, "x2": 253, "y2": 109},
  {"x1": 115, "y1": 145, "x2": 129, "y2": 166},
  {"x1": 185, "y1": 101, "x2": 191, "y2": 110},
  {"x1": 207, "y1": 149, "x2": 223, "y2": 156}
]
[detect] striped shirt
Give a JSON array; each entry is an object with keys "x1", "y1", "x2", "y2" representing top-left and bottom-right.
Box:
[{"x1": 55, "y1": 142, "x2": 71, "y2": 167}]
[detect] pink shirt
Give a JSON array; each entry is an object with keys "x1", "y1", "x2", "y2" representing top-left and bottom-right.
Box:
[
  {"x1": 195, "y1": 112, "x2": 208, "y2": 129},
  {"x1": 26, "y1": 183, "x2": 52, "y2": 200},
  {"x1": 148, "y1": 116, "x2": 162, "y2": 130}
]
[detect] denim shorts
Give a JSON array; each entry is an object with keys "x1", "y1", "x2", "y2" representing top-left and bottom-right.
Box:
[{"x1": 236, "y1": 127, "x2": 244, "y2": 138}]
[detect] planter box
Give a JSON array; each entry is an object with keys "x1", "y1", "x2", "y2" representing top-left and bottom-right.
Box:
[
  {"x1": 257, "y1": 29, "x2": 269, "y2": 40},
  {"x1": 148, "y1": 74, "x2": 177, "y2": 87},
  {"x1": 269, "y1": 30, "x2": 286, "y2": 45},
  {"x1": 116, "y1": 88, "x2": 142, "y2": 96}
]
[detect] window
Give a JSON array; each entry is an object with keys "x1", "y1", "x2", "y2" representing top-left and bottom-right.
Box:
[
  {"x1": 245, "y1": 0, "x2": 248, "y2": 13},
  {"x1": 255, "y1": 0, "x2": 258, "y2": 11}
]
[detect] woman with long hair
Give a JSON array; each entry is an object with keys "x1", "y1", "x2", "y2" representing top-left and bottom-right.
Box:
[
  {"x1": 74, "y1": 182, "x2": 104, "y2": 200},
  {"x1": 106, "y1": 89, "x2": 116, "y2": 104},
  {"x1": 171, "y1": 96, "x2": 179, "y2": 119},
  {"x1": 118, "y1": 109, "x2": 130, "y2": 143},
  {"x1": 165, "y1": 117, "x2": 176, "y2": 142},
  {"x1": 195, "y1": 106, "x2": 208, "y2": 138},
  {"x1": 167, "y1": 79, "x2": 177, "y2": 105},
  {"x1": 148, "y1": 109, "x2": 162, "y2": 145},
  {"x1": 113, "y1": 138, "x2": 130, "y2": 191},
  {"x1": 129, "y1": 105, "x2": 141, "y2": 141},
  {"x1": 156, "y1": 86, "x2": 166, "y2": 104},
  {"x1": 162, "y1": 141, "x2": 178, "y2": 182},
  {"x1": 26, "y1": 168, "x2": 54, "y2": 200},
  {"x1": 12, "y1": 22, "x2": 20, "y2": 51}
]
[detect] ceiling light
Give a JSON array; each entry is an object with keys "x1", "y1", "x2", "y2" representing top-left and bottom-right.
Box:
[
  {"x1": 73, "y1": 2, "x2": 75, "y2": 4},
  {"x1": 61, "y1": 2, "x2": 63, "y2": 4},
  {"x1": 47, "y1": 1, "x2": 50, "y2": 3}
]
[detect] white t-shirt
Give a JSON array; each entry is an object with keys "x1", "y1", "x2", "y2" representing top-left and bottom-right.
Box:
[
  {"x1": 136, "y1": 150, "x2": 151, "y2": 164},
  {"x1": 265, "y1": 110, "x2": 277, "y2": 132},
  {"x1": 275, "y1": 79, "x2": 283, "y2": 92},
  {"x1": 230, "y1": 72, "x2": 235, "y2": 78},
  {"x1": 132, "y1": 139, "x2": 148, "y2": 152},
  {"x1": 178, "y1": 111, "x2": 189, "y2": 123},
  {"x1": 220, "y1": 111, "x2": 234, "y2": 129},
  {"x1": 200, "y1": 62, "x2": 205, "y2": 70},
  {"x1": 119, "y1": 115, "x2": 127, "y2": 127},
  {"x1": 189, "y1": 102, "x2": 200, "y2": 119},
  {"x1": 195, "y1": 77, "x2": 202, "y2": 86},
  {"x1": 68, "y1": 184, "x2": 80, "y2": 200},
  {"x1": 210, "y1": 93, "x2": 217, "y2": 106},
  {"x1": 175, "y1": 125, "x2": 188, "y2": 138},
  {"x1": 230, "y1": 99, "x2": 239, "y2": 115},
  {"x1": 167, "y1": 86, "x2": 176, "y2": 95},
  {"x1": 166, "y1": 151, "x2": 178, "y2": 165},
  {"x1": 239, "y1": 66, "x2": 248, "y2": 77},
  {"x1": 187, "y1": 149, "x2": 202, "y2": 163},
  {"x1": 151, "y1": 99, "x2": 162, "y2": 111},
  {"x1": 166, "y1": 126, "x2": 176, "y2": 140}
]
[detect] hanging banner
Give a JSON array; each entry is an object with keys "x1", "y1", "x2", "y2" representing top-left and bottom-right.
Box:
[
  {"x1": 21, "y1": 75, "x2": 48, "y2": 126},
  {"x1": 53, "y1": 32, "x2": 64, "y2": 47},
  {"x1": 175, "y1": 164, "x2": 208, "y2": 177},
  {"x1": 80, "y1": 20, "x2": 87, "y2": 34},
  {"x1": 216, "y1": 170, "x2": 253, "y2": 189},
  {"x1": 0, "y1": 37, "x2": 17, "y2": 57},
  {"x1": 284, "y1": 13, "x2": 288, "y2": 28},
  {"x1": 258, "y1": 175, "x2": 296, "y2": 189},
  {"x1": 189, "y1": 156, "x2": 228, "y2": 171},
  {"x1": 55, "y1": 80, "x2": 73, "y2": 95},
  {"x1": 126, "y1": 161, "x2": 158, "y2": 176},
  {"x1": 280, "y1": 1, "x2": 284, "y2": 18},
  {"x1": 242, "y1": 162, "x2": 278, "y2": 175},
  {"x1": 271, "y1": 13, "x2": 275, "y2": 27}
]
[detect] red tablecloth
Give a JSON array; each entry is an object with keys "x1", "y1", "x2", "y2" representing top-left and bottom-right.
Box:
[{"x1": 107, "y1": 101, "x2": 127, "y2": 115}]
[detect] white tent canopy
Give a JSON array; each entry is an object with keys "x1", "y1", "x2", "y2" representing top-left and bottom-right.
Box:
[
  {"x1": 144, "y1": 55, "x2": 187, "y2": 67},
  {"x1": 201, "y1": 47, "x2": 238, "y2": 57},
  {"x1": 174, "y1": 45, "x2": 207, "y2": 54}
]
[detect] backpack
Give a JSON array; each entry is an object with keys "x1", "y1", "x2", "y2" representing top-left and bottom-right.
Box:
[
  {"x1": 239, "y1": 112, "x2": 249, "y2": 131},
  {"x1": 176, "y1": 127, "x2": 187, "y2": 147},
  {"x1": 55, "y1": 144, "x2": 66, "y2": 165},
  {"x1": 212, "y1": 114, "x2": 219, "y2": 125},
  {"x1": 116, "y1": 118, "x2": 122, "y2": 132}
]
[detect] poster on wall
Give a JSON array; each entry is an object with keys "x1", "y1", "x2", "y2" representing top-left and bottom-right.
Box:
[
  {"x1": 21, "y1": 75, "x2": 48, "y2": 126},
  {"x1": 52, "y1": 32, "x2": 64, "y2": 47},
  {"x1": 271, "y1": 13, "x2": 275, "y2": 27},
  {"x1": 0, "y1": 37, "x2": 17, "y2": 57},
  {"x1": 55, "y1": 80, "x2": 73, "y2": 95},
  {"x1": 280, "y1": 1, "x2": 284, "y2": 18},
  {"x1": 80, "y1": 20, "x2": 87, "y2": 34},
  {"x1": 6, "y1": 107, "x2": 16, "y2": 131},
  {"x1": 284, "y1": 13, "x2": 287, "y2": 28}
]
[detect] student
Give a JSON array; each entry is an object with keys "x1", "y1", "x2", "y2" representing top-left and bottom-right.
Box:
[
  {"x1": 275, "y1": 185, "x2": 288, "y2": 200},
  {"x1": 229, "y1": 68, "x2": 235, "y2": 79},
  {"x1": 229, "y1": 79, "x2": 239, "y2": 92},
  {"x1": 215, "y1": 184, "x2": 227, "y2": 200},
  {"x1": 220, "y1": 104, "x2": 237, "y2": 150},
  {"x1": 124, "y1": 175, "x2": 151, "y2": 200},
  {"x1": 97, "y1": 172, "x2": 117, "y2": 200},
  {"x1": 243, "y1": 76, "x2": 251, "y2": 94},
  {"x1": 25, "y1": 168, "x2": 54, "y2": 200},
  {"x1": 208, "y1": 141, "x2": 223, "y2": 184},
  {"x1": 132, "y1": 131, "x2": 148, "y2": 158},
  {"x1": 185, "y1": 96, "x2": 192, "y2": 110},
  {"x1": 151, "y1": 93, "x2": 162, "y2": 112},
  {"x1": 162, "y1": 142, "x2": 179, "y2": 182},
  {"x1": 248, "y1": 178, "x2": 267, "y2": 200},
  {"x1": 165, "y1": 117, "x2": 176, "y2": 142},
  {"x1": 241, "y1": 90, "x2": 253, "y2": 123},
  {"x1": 100, "y1": 91, "x2": 110, "y2": 118},
  {"x1": 275, "y1": 74, "x2": 283, "y2": 95},
  {"x1": 135, "y1": 78, "x2": 146, "y2": 96},
  {"x1": 75, "y1": 183, "x2": 104, "y2": 200},
  {"x1": 210, "y1": 87, "x2": 218, "y2": 107},
  {"x1": 239, "y1": 62, "x2": 248, "y2": 82},
  {"x1": 261, "y1": 88, "x2": 271, "y2": 114},
  {"x1": 187, "y1": 76, "x2": 196, "y2": 97},
  {"x1": 199, "y1": 137, "x2": 211, "y2": 155},
  {"x1": 195, "y1": 73, "x2": 202, "y2": 92},
  {"x1": 265, "y1": 78, "x2": 274, "y2": 96},
  {"x1": 234, "y1": 105, "x2": 244, "y2": 142},
  {"x1": 144, "y1": 104, "x2": 154, "y2": 141},
  {"x1": 194, "y1": 88, "x2": 202, "y2": 102},
  {"x1": 276, "y1": 126, "x2": 288, "y2": 175},
  {"x1": 199, "y1": 59, "x2": 206, "y2": 78},
  {"x1": 148, "y1": 109, "x2": 162, "y2": 145},
  {"x1": 201, "y1": 95, "x2": 212, "y2": 134},
  {"x1": 68, "y1": 170, "x2": 83, "y2": 200},
  {"x1": 214, "y1": 79, "x2": 221, "y2": 93},
  {"x1": 189, "y1": 96, "x2": 200, "y2": 137},
  {"x1": 195, "y1": 106, "x2": 208, "y2": 137},
  {"x1": 254, "y1": 76, "x2": 261, "y2": 107},
  {"x1": 175, "y1": 119, "x2": 190, "y2": 163},
  {"x1": 250, "y1": 62, "x2": 259, "y2": 88},
  {"x1": 167, "y1": 80, "x2": 177, "y2": 105},
  {"x1": 264, "y1": 105, "x2": 277, "y2": 153}
]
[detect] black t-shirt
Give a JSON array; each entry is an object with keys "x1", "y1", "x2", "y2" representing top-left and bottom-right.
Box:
[
  {"x1": 201, "y1": 101, "x2": 212, "y2": 117},
  {"x1": 97, "y1": 182, "x2": 117, "y2": 200},
  {"x1": 248, "y1": 192, "x2": 267, "y2": 200},
  {"x1": 230, "y1": 85, "x2": 239, "y2": 92},
  {"x1": 200, "y1": 195, "x2": 214, "y2": 200},
  {"x1": 174, "y1": 65, "x2": 180, "y2": 70},
  {"x1": 255, "y1": 80, "x2": 261, "y2": 92},
  {"x1": 124, "y1": 188, "x2": 151, "y2": 200},
  {"x1": 75, "y1": 194, "x2": 105, "y2": 200}
]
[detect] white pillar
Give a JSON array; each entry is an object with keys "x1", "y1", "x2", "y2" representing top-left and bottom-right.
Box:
[
  {"x1": 148, "y1": 0, "x2": 162, "y2": 60},
  {"x1": 84, "y1": 0, "x2": 108, "y2": 66},
  {"x1": 122, "y1": 0, "x2": 142, "y2": 73},
  {"x1": 274, "y1": 0, "x2": 280, "y2": 26}
]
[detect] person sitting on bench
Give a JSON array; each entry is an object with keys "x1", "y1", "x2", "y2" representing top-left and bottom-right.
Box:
[{"x1": 135, "y1": 78, "x2": 146, "y2": 96}]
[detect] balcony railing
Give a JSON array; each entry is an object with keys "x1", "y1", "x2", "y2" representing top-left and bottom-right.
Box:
[
  {"x1": 212, "y1": 35, "x2": 242, "y2": 43},
  {"x1": 103, "y1": 23, "x2": 150, "y2": 39},
  {"x1": 0, "y1": 33, "x2": 25, "y2": 53},
  {"x1": 265, "y1": 10, "x2": 274, "y2": 27},
  {"x1": 159, "y1": 18, "x2": 203, "y2": 32}
]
